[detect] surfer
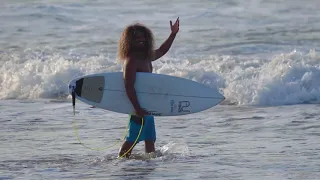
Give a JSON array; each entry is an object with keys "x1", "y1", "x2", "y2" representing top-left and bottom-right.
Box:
[{"x1": 117, "y1": 17, "x2": 180, "y2": 158}]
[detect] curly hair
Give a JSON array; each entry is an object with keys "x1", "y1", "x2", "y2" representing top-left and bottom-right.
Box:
[{"x1": 117, "y1": 23, "x2": 155, "y2": 63}]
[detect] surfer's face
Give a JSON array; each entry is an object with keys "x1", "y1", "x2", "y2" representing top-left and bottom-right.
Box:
[{"x1": 132, "y1": 30, "x2": 148, "y2": 51}]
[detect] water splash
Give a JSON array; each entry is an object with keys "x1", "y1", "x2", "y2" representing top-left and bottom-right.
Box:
[
  {"x1": 1, "y1": 48, "x2": 319, "y2": 106},
  {"x1": 159, "y1": 141, "x2": 190, "y2": 156}
]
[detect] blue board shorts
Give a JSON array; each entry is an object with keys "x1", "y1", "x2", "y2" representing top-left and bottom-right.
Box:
[{"x1": 126, "y1": 115, "x2": 156, "y2": 143}]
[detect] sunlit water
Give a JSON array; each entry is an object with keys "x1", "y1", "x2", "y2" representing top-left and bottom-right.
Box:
[{"x1": 1, "y1": 100, "x2": 320, "y2": 179}]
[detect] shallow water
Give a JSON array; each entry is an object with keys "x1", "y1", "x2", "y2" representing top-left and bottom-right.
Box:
[{"x1": 1, "y1": 100, "x2": 320, "y2": 179}]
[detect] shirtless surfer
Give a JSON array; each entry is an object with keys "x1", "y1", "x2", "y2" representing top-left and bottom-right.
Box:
[{"x1": 117, "y1": 17, "x2": 180, "y2": 158}]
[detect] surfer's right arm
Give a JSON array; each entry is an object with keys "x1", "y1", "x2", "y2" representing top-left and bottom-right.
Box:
[{"x1": 123, "y1": 59, "x2": 147, "y2": 117}]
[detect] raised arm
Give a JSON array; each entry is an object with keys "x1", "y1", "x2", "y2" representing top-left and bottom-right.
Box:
[{"x1": 153, "y1": 17, "x2": 180, "y2": 61}]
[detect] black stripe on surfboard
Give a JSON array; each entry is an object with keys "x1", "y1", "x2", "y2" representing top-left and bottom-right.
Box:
[
  {"x1": 75, "y1": 78, "x2": 83, "y2": 97},
  {"x1": 101, "y1": 88, "x2": 225, "y2": 100}
]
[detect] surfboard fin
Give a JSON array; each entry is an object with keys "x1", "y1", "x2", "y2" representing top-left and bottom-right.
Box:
[
  {"x1": 72, "y1": 90, "x2": 76, "y2": 115},
  {"x1": 69, "y1": 79, "x2": 77, "y2": 115}
]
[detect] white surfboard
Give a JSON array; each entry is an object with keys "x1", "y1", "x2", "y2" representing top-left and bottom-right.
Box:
[{"x1": 68, "y1": 72, "x2": 225, "y2": 116}]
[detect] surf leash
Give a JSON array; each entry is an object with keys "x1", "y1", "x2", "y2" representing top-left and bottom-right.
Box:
[
  {"x1": 117, "y1": 116, "x2": 144, "y2": 159},
  {"x1": 70, "y1": 84, "x2": 142, "y2": 158}
]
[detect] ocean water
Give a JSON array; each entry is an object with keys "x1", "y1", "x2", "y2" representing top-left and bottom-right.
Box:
[{"x1": 1, "y1": 0, "x2": 320, "y2": 179}]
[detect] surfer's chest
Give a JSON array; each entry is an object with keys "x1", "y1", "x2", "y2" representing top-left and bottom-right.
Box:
[{"x1": 137, "y1": 62, "x2": 153, "y2": 72}]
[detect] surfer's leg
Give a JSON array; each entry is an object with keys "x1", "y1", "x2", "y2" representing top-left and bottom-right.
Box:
[
  {"x1": 145, "y1": 140, "x2": 155, "y2": 153},
  {"x1": 118, "y1": 141, "x2": 136, "y2": 158},
  {"x1": 143, "y1": 116, "x2": 156, "y2": 153},
  {"x1": 118, "y1": 115, "x2": 143, "y2": 158}
]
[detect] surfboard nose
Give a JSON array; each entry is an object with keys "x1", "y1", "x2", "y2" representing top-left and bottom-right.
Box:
[{"x1": 68, "y1": 78, "x2": 84, "y2": 97}]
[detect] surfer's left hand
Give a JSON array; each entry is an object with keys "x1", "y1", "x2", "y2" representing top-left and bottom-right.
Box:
[{"x1": 170, "y1": 17, "x2": 179, "y2": 34}]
